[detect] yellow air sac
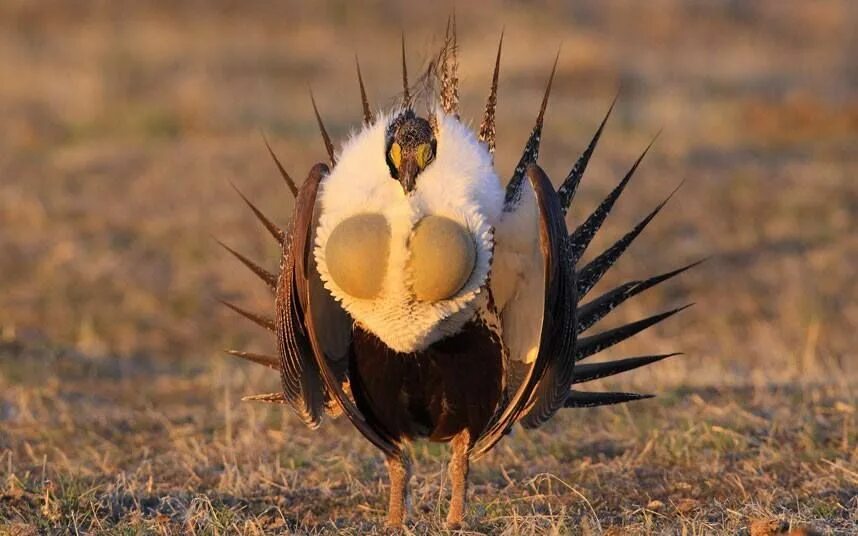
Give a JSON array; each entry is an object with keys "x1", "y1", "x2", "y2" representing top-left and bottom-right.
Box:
[
  {"x1": 409, "y1": 216, "x2": 476, "y2": 303},
  {"x1": 325, "y1": 214, "x2": 390, "y2": 299}
]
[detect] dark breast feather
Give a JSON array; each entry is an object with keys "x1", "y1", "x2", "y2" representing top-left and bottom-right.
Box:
[{"x1": 349, "y1": 319, "x2": 504, "y2": 443}]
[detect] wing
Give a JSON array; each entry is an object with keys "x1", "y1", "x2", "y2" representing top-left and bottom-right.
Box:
[
  {"x1": 473, "y1": 163, "x2": 576, "y2": 457},
  {"x1": 273, "y1": 164, "x2": 329, "y2": 427},
  {"x1": 289, "y1": 164, "x2": 400, "y2": 457}
]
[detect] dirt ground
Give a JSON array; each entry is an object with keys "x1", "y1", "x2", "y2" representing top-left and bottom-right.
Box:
[{"x1": 1, "y1": 1, "x2": 856, "y2": 533}]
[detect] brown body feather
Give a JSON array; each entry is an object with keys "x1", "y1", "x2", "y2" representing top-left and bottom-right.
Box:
[{"x1": 349, "y1": 321, "x2": 503, "y2": 443}]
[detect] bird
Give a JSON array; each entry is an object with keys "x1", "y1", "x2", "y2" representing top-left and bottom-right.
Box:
[{"x1": 219, "y1": 20, "x2": 698, "y2": 529}]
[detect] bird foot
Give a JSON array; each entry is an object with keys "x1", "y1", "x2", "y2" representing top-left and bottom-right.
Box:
[{"x1": 445, "y1": 516, "x2": 468, "y2": 531}]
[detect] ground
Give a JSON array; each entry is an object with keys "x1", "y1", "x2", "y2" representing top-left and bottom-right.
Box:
[{"x1": 0, "y1": 1, "x2": 856, "y2": 534}]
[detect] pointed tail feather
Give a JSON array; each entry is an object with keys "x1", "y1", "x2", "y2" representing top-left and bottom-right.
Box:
[
  {"x1": 439, "y1": 14, "x2": 459, "y2": 116},
  {"x1": 216, "y1": 239, "x2": 278, "y2": 291},
  {"x1": 576, "y1": 182, "x2": 683, "y2": 298},
  {"x1": 478, "y1": 31, "x2": 503, "y2": 154},
  {"x1": 504, "y1": 51, "x2": 559, "y2": 209},
  {"x1": 355, "y1": 55, "x2": 374, "y2": 125},
  {"x1": 575, "y1": 304, "x2": 692, "y2": 361},
  {"x1": 564, "y1": 391, "x2": 654, "y2": 408},
  {"x1": 262, "y1": 135, "x2": 299, "y2": 197},
  {"x1": 242, "y1": 392, "x2": 288, "y2": 404},
  {"x1": 219, "y1": 299, "x2": 276, "y2": 332},
  {"x1": 401, "y1": 33, "x2": 411, "y2": 106},
  {"x1": 310, "y1": 92, "x2": 336, "y2": 166},
  {"x1": 572, "y1": 353, "x2": 679, "y2": 384},
  {"x1": 557, "y1": 95, "x2": 617, "y2": 212},
  {"x1": 226, "y1": 350, "x2": 280, "y2": 370},
  {"x1": 229, "y1": 182, "x2": 286, "y2": 245},
  {"x1": 567, "y1": 137, "x2": 657, "y2": 265},
  {"x1": 577, "y1": 261, "x2": 703, "y2": 334}
]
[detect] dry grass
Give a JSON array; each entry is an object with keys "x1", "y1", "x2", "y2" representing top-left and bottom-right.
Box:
[
  {"x1": 1, "y1": 1, "x2": 856, "y2": 533},
  {"x1": 2, "y1": 341, "x2": 855, "y2": 534}
]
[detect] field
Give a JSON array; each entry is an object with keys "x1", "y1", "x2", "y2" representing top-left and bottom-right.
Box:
[{"x1": 1, "y1": 1, "x2": 856, "y2": 533}]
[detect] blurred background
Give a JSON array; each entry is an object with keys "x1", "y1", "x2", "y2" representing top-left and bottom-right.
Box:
[
  {"x1": 1, "y1": 0, "x2": 855, "y2": 383},
  {"x1": 0, "y1": 1, "x2": 856, "y2": 532}
]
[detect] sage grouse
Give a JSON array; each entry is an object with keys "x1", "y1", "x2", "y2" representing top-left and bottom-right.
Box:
[{"x1": 220, "y1": 24, "x2": 696, "y2": 528}]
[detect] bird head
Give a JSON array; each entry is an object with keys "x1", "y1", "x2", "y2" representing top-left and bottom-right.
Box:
[{"x1": 385, "y1": 109, "x2": 437, "y2": 194}]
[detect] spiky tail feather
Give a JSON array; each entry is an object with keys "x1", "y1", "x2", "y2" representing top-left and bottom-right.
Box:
[
  {"x1": 556, "y1": 114, "x2": 696, "y2": 406},
  {"x1": 493, "y1": 44, "x2": 695, "y2": 407}
]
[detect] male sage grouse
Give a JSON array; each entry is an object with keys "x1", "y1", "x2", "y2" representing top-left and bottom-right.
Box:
[{"x1": 220, "y1": 23, "x2": 696, "y2": 528}]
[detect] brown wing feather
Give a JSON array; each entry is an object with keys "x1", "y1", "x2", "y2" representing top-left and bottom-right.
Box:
[
  {"x1": 472, "y1": 163, "x2": 576, "y2": 457},
  {"x1": 274, "y1": 175, "x2": 327, "y2": 427},
  {"x1": 294, "y1": 164, "x2": 401, "y2": 458}
]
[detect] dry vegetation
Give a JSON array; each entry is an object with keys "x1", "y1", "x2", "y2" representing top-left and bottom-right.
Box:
[{"x1": 1, "y1": 1, "x2": 856, "y2": 533}]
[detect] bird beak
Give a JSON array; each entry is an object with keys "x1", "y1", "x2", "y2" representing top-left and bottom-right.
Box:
[{"x1": 398, "y1": 157, "x2": 419, "y2": 194}]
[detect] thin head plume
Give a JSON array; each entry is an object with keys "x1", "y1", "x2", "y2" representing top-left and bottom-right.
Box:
[
  {"x1": 401, "y1": 32, "x2": 411, "y2": 107},
  {"x1": 355, "y1": 55, "x2": 374, "y2": 125},
  {"x1": 478, "y1": 29, "x2": 504, "y2": 154},
  {"x1": 309, "y1": 90, "x2": 336, "y2": 166},
  {"x1": 261, "y1": 132, "x2": 299, "y2": 197},
  {"x1": 439, "y1": 13, "x2": 459, "y2": 116}
]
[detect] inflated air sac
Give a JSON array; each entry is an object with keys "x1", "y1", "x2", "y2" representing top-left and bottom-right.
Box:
[
  {"x1": 409, "y1": 215, "x2": 476, "y2": 303},
  {"x1": 325, "y1": 213, "x2": 390, "y2": 299}
]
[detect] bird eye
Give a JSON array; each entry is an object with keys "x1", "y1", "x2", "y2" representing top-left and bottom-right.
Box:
[
  {"x1": 389, "y1": 142, "x2": 402, "y2": 168},
  {"x1": 416, "y1": 143, "x2": 434, "y2": 169}
]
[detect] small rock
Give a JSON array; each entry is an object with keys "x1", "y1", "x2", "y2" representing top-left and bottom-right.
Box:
[
  {"x1": 646, "y1": 499, "x2": 664, "y2": 511},
  {"x1": 675, "y1": 498, "x2": 700, "y2": 514}
]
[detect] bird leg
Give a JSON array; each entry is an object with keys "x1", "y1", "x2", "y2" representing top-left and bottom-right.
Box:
[
  {"x1": 446, "y1": 429, "x2": 471, "y2": 529},
  {"x1": 385, "y1": 451, "x2": 412, "y2": 528}
]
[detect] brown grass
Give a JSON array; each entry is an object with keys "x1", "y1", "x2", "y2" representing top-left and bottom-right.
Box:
[{"x1": 1, "y1": 1, "x2": 856, "y2": 533}]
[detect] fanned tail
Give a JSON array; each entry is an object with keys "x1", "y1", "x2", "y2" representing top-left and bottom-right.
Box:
[{"x1": 551, "y1": 102, "x2": 698, "y2": 408}]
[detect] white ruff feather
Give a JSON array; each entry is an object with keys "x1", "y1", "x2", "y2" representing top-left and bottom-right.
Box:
[{"x1": 314, "y1": 111, "x2": 504, "y2": 353}]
